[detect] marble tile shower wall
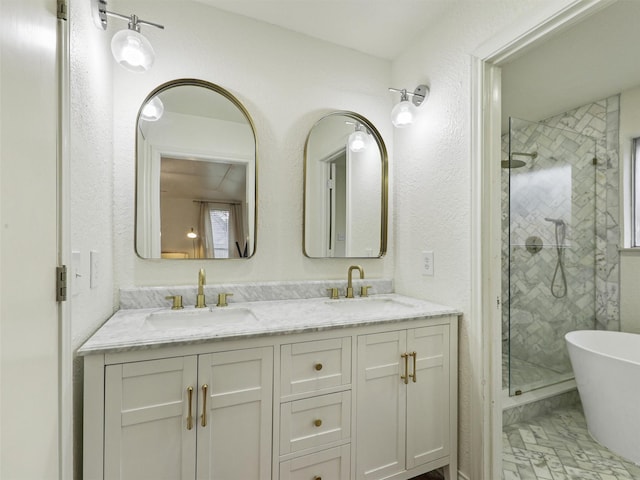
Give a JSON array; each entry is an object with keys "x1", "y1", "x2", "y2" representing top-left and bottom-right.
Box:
[{"x1": 501, "y1": 96, "x2": 620, "y2": 379}]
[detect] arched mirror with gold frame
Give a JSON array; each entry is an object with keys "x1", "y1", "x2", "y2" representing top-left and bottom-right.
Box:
[
  {"x1": 303, "y1": 111, "x2": 388, "y2": 258},
  {"x1": 135, "y1": 79, "x2": 257, "y2": 259}
]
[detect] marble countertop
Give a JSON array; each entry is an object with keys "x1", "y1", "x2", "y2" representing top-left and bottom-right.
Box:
[{"x1": 78, "y1": 294, "x2": 460, "y2": 356}]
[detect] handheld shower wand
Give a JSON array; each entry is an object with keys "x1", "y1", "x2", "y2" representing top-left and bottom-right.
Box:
[{"x1": 544, "y1": 218, "x2": 567, "y2": 298}]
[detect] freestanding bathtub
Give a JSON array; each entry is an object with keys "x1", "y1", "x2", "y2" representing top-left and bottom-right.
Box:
[{"x1": 565, "y1": 330, "x2": 640, "y2": 465}]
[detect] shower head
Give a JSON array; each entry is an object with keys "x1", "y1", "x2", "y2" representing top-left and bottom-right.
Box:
[
  {"x1": 544, "y1": 217, "x2": 565, "y2": 226},
  {"x1": 500, "y1": 151, "x2": 538, "y2": 169},
  {"x1": 501, "y1": 159, "x2": 526, "y2": 169}
]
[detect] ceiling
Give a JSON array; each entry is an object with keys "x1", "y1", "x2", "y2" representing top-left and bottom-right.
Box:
[
  {"x1": 194, "y1": 0, "x2": 452, "y2": 60},
  {"x1": 501, "y1": 0, "x2": 640, "y2": 130}
]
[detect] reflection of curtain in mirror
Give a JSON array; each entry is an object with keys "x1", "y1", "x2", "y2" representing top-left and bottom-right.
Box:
[
  {"x1": 197, "y1": 202, "x2": 214, "y2": 258},
  {"x1": 196, "y1": 202, "x2": 245, "y2": 258}
]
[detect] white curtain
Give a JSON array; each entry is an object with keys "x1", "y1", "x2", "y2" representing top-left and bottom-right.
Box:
[{"x1": 197, "y1": 202, "x2": 246, "y2": 258}]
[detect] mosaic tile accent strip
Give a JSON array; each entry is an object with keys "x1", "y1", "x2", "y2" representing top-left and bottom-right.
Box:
[{"x1": 503, "y1": 405, "x2": 640, "y2": 479}]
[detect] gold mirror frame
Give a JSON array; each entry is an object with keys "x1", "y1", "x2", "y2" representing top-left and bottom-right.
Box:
[
  {"x1": 135, "y1": 78, "x2": 258, "y2": 259},
  {"x1": 303, "y1": 111, "x2": 388, "y2": 258}
]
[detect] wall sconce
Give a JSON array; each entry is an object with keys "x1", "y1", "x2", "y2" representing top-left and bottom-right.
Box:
[
  {"x1": 388, "y1": 84, "x2": 429, "y2": 128},
  {"x1": 186, "y1": 228, "x2": 198, "y2": 239},
  {"x1": 91, "y1": 0, "x2": 165, "y2": 73},
  {"x1": 347, "y1": 122, "x2": 371, "y2": 153}
]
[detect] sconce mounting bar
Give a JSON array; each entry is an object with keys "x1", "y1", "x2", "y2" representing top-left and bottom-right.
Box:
[
  {"x1": 92, "y1": 0, "x2": 164, "y2": 31},
  {"x1": 389, "y1": 84, "x2": 430, "y2": 107}
]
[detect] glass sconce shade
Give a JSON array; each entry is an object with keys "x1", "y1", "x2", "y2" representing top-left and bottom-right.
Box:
[
  {"x1": 348, "y1": 130, "x2": 369, "y2": 152},
  {"x1": 111, "y1": 29, "x2": 155, "y2": 72},
  {"x1": 140, "y1": 96, "x2": 164, "y2": 121},
  {"x1": 391, "y1": 100, "x2": 416, "y2": 128},
  {"x1": 187, "y1": 228, "x2": 198, "y2": 239}
]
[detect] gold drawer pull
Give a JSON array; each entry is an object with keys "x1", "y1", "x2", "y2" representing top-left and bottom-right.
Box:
[
  {"x1": 201, "y1": 384, "x2": 208, "y2": 427},
  {"x1": 314, "y1": 363, "x2": 323, "y2": 371},
  {"x1": 314, "y1": 477, "x2": 322, "y2": 480},
  {"x1": 314, "y1": 419, "x2": 322, "y2": 427},
  {"x1": 410, "y1": 351, "x2": 417, "y2": 383},
  {"x1": 186, "y1": 386, "x2": 193, "y2": 430},
  {"x1": 401, "y1": 353, "x2": 409, "y2": 384}
]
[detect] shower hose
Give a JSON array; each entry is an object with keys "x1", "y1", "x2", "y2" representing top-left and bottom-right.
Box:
[{"x1": 550, "y1": 221, "x2": 567, "y2": 298}]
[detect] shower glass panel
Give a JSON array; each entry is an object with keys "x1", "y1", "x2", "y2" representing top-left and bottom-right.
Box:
[{"x1": 504, "y1": 117, "x2": 596, "y2": 396}]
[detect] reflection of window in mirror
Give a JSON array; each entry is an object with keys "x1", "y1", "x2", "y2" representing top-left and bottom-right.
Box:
[{"x1": 633, "y1": 137, "x2": 640, "y2": 247}]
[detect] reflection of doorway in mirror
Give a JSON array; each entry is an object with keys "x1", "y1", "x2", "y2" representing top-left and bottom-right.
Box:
[
  {"x1": 159, "y1": 157, "x2": 248, "y2": 258},
  {"x1": 327, "y1": 153, "x2": 347, "y2": 257}
]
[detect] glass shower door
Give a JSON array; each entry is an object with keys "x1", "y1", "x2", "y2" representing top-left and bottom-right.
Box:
[{"x1": 505, "y1": 117, "x2": 596, "y2": 396}]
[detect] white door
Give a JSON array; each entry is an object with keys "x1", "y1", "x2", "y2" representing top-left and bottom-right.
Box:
[
  {"x1": 356, "y1": 331, "x2": 407, "y2": 480},
  {"x1": 0, "y1": 1, "x2": 60, "y2": 478},
  {"x1": 196, "y1": 346, "x2": 273, "y2": 480},
  {"x1": 406, "y1": 325, "x2": 450, "y2": 469},
  {"x1": 104, "y1": 357, "x2": 198, "y2": 480}
]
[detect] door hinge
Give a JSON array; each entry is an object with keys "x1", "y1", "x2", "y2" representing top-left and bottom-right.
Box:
[
  {"x1": 326, "y1": 179, "x2": 335, "y2": 189},
  {"x1": 57, "y1": 0, "x2": 67, "y2": 20},
  {"x1": 56, "y1": 265, "x2": 68, "y2": 302}
]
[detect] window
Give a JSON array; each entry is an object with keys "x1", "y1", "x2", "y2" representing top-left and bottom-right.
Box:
[
  {"x1": 209, "y1": 208, "x2": 230, "y2": 258},
  {"x1": 634, "y1": 138, "x2": 640, "y2": 247}
]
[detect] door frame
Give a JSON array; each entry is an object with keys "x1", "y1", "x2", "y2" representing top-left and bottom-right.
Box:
[{"x1": 469, "y1": 0, "x2": 615, "y2": 478}]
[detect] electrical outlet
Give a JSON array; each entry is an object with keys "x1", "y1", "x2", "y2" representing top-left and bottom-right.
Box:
[{"x1": 421, "y1": 251, "x2": 434, "y2": 276}]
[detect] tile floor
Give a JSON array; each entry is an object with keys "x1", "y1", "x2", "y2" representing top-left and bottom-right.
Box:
[{"x1": 503, "y1": 405, "x2": 640, "y2": 479}]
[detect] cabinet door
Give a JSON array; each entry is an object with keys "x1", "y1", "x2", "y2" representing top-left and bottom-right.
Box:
[
  {"x1": 406, "y1": 325, "x2": 450, "y2": 469},
  {"x1": 356, "y1": 331, "x2": 406, "y2": 480},
  {"x1": 104, "y1": 356, "x2": 198, "y2": 480},
  {"x1": 196, "y1": 346, "x2": 273, "y2": 480}
]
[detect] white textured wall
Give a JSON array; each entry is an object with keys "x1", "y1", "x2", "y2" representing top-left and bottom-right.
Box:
[
  {"x1": 69, "y1": 0, "x2": 115, "y2": 348},
  {"x1": 111, "y1": 1, "x2": 393, "y2": 290},
  {"x1": 390, "y1": 2, "x2": 555, "y2": 476}
]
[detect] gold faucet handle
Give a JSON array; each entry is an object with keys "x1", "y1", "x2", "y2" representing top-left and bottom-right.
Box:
[
  {"x1": 216, "y1": 292, "x2": 233, "y2": 307},
  {"x1": 327, "y1": 288, "x2": 339, "y2": 300},
  {"x1": 360, "y1": 285, "x2": 372, "y2": 297},
  {"x1": 165, "y1": 295, "x2": 184, "y2": 310}
]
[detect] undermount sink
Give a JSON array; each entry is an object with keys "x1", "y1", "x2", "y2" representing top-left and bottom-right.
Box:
[
  {"x1": 325, "y1": 297, "x2": 415, "y2": 314},
  {"x1": 144, "y1": 307, "x2": 257, "y2": 329}
]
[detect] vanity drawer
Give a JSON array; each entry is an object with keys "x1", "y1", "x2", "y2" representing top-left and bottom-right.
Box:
[
  {"x1": 280, "y1": 337, "x2": 351, "y2": 398},
  {"x1": 280, "y1": 391, "x2": 351, "y2": 454},
  {"x1": 280, "y1": 444, "x2": 351, "y2": 480}
]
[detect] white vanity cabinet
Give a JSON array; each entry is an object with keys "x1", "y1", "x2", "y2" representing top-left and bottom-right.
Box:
[
  {"x1": 88, "y1": 345, "x2": 273, "y2": 480},
  {"x1": 83, "y1": 310, "x2": 457, "y2": 480},
  {"x1": 356, "y1": 324, "x2": 455, "y2": 480}
]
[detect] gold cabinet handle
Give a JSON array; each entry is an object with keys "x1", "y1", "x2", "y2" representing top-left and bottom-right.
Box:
[
  {"x1": 314, "y1": 477, "x2": 322, "y2": 480},
  {"x1": 314, "y1": 362, "x2": 323, "y2": 371},
  {"x1": 401, "y1": 353, "x2": 409, "y2": 384},
  {"x1": 201, "y1": 384, "x2": 208, "y2": 427},
  {"x1": 410, "y1": 351, "x2": 417, "y2": 383},
  {"x1": 186, "y1": 386, "x2": 194, "y2": 430},
  {"x1": 314, "y1": 419, "x2": 322, "y2": 427}
]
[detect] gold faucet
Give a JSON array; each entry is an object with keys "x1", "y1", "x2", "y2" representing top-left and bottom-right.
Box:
[
  {"x1": 196, "y1": 269, "x2": 207, "y2": 308},
  {"x1": 346, "y1": 265, "x2": 364, "y2": 298}
]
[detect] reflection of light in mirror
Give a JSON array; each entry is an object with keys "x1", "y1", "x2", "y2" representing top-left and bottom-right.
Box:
[
  {"x1": 186, "y1": 228, "x2": 198, "y2": 239},
  {"x1": 140, "y1": 96, "x2": 164, "y2": 121},
  {"x1": 391, "y1": 100, "x2": 415, "y2": 128},
  {"x1": 111, "y1": 29, "x2": 155, "y2": 72},
  {"x1": 348, "y1": 130, "x2": 368, "y2": 152}
]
